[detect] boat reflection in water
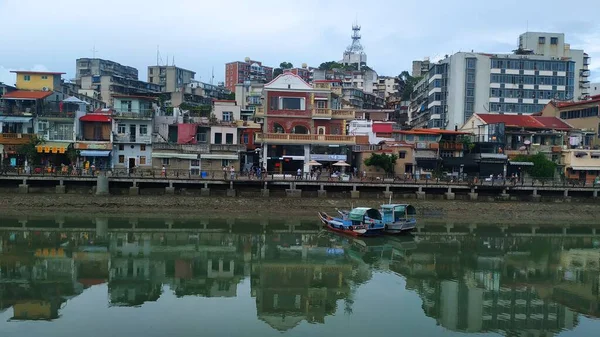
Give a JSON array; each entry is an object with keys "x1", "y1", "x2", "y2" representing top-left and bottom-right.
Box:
[{"x1": 1, "y1": 217, "x2": 600, "y2": 336}]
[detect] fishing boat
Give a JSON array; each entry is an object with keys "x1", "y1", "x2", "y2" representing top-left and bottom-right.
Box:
[
  {"x1": 318, "y1": 207, "x2": 385, "y2": 237},
  {"x1": 380, "y1": 204, "x2": 417, "y2": 234}
]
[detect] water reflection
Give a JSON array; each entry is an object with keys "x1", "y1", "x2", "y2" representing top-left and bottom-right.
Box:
[{"x1": 1, "y1": 223, "x2": 600, "y2": 336}]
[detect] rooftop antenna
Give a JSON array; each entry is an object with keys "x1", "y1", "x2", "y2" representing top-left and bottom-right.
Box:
[
  {"x1": 157, "y1": 46, "x2": 164, "y2": 66},
  {"x1": 211, "y1": 67, "x2": 214, "y2": 85},
  {"x1": 172, "y1": 55, "x2": 175, "y2": 66},
  {"x1": 91, "y1": 45, "x2": 99, "y2": 58}
]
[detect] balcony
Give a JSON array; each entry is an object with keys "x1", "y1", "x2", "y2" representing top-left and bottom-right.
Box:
[
  {"x1": 254, "y1": 106, "x2": 265, "y2": 118},
  {"x1": 312, "y1": 108, "x2": 332, "y2": 118},
  {"x1": 0, "y1": 133, "x2": 35, "y2": 145},
  {"x1": 114, "y1": 133, "x2": 152, "y2": 144},
  {"x1": 331, "y1": 109, "x2": 355, "y2": 119},
  {"x1": 580, "y1": 70, "x2": 591, "y2": 77},
  {"x1": 439, "y1": 142, "x2": 464, "y2": 151},
  {"x1": 210, "y1": 144, "x2": 247, "y2": 152},
  {"x1": 153, "y1": 143, "x2": 210, "y2": 153},
  {"x1": 255, "y1": 133, "x2": 356, "y2": 145},
  {"x1": 113, "y1": 109, "x2": 153, "y2": 119}
]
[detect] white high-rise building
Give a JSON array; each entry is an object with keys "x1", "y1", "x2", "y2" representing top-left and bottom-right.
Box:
[{"x1": 410, "y1": 32, "x2": 589, "y2": 130}]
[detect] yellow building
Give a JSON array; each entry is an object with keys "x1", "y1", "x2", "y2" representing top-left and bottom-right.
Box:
[
  {"x1": 10, "y1": 70, "x2": 65, "y2": 91},
  {"x1": 562, "y1": 149, "x2": 600, "y2": 184},
  {"x1": 540, "y1": 99, "x2": 600, "y2": 148}
]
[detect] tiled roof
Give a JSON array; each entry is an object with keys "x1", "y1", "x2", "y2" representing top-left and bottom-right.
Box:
[
  {"x1": 476, "y1": 114, "x2": 544, "y2": 128},
  {"x1": 1, "y1": 90, "x2": 53, "y2": 100},
  {"x1": 10, "y1": 71, "x2": 65, "y2": 75},
  {"x1": 476, "y1": 113, "x2": 573, "y2": 130},
  {"x1": 554, "y1": 97, "x2": 600, "y2": 108},
  {"x1": 533, "y1": 116, "x2": 573, "y2": 130}
]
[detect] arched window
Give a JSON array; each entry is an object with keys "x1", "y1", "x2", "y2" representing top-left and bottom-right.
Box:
[
  {"x1": 292, "y1": 125, "x2": 309, "y2": 134},
  {"x1": 273, "y1": 123, "x2": 285, "y2": 133},
  {"x1": 317, "y1": 127, "x2": 326, "y2": 135}
]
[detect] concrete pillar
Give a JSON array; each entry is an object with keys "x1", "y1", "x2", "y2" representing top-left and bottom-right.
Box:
[
  {"x1": 415, "y1": 186, "x2": 426, "y2": 200},
  {"x1": 285, "y1": 189, "x2": 302, "y2": 197},
  {"x1": 563, "y1": 189, "x2": 571, "y2": 202},
  {"x1": 165, "y1": 181, "x2": 175, "y2": 195},
  {"x1": 444, "y1": 187, "x2": 455, "y2": 200},
  {"x1": 445, "y1": 223, "x2": 454, "y2": 233},
  {"x1": 201, "y1": 183, "x2": 210, "y2": 196},
  {"x1": 469, "y1": 224, "x2": 477, "y2": 233},
  {"x1": 351, "y1": 185, "x2": 360, "y2": 199},
  {"x1": 499, "y1": 188, "x2": 510, "y2": 201},
  {"x1": 18, "y1": 178, "x2": 28, "y2": 194},
  {"x1": 593, "y1": 228, "x2": 597, "y2": 235},
  {"x1": 531, "y1": 226, "x2": 539, "y2": 235},
  {"x1": 261, "y1": 182, "x2": 270, "y2": 197},
  {"x1": 318, "y1": 184, "x2": 327, "y2": 198},
  {"x1": 96, "y1": 174, "x2": 109, "y2": 195},
  {"x1": 531, "y1": 188, "x2": 541, "y2": 202},
  {"x1": 383, "y1": 185, "x2": 392, "y2": 200},
  {"x1": 594, "y1": 190, "x2": 599, "y2": 198},
  {"x1": 19, "y1": 220, "x2": 27, "y2": 228},
  {"x1": 500, "y1": 225, "x2": 508, "y2": 233},
  {"x1": 227, "y1": 181, "x2": 236, "y2": 197},
  {"x1": 130, "y1": 219, "x2": 138, "y2": 229},
  {"x1": 55, "y1": 179, "x2": 66, "y2": 194},
  {"x1": 468, "y1": 187, "x2": 478, "y2": 201},
  {"x1": 165, "y1": 219, "x2": 174, "y2": 229},
  {"x1": 129, "y1": 181, "x2": 139, "y2": 195},
  {"x1": 562, "y1": 226, "x2": 569, "y2": 235}
]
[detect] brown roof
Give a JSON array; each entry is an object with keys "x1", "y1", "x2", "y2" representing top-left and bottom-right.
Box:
[
  {"x1": 112, "y1": 95, "x2": 156, "y2": 100},
  {"x1": 476, "y1": 113, "x2": 573, "y2": 130},
  {"x1": 1, "y1": 90, "x2": 53, "y2": 100},
  {"x1": 10, "y1": 71, "x2": 65, "y2": 75}
]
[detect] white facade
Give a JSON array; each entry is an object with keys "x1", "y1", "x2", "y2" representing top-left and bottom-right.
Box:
[
  {"x1": 213, "y1": 101, "x2": 241, "y2": 121},
  {"x1": 211, "y1": 126, "x2": 238, "y2": 145},
  {"x1": 518, "y1": 32, "x2": 590, "y2": 100},
  {"x1": 591, "y1": 83, "x2": 600, "y2": 97},
  {"x1": 112, "y1": 119, "x2": 153, "y2": 169}
]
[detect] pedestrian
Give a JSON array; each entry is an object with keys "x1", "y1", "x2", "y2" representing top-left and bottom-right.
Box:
[
  {"x1": 222, "y1": 166, "x2": 227, "y2": 180},
  {"x1": 162, "y1": 165, "x2": 166, "y2": 177},
  {"x1": 296, "y1": 168, "x2": 302, "y2": 180},
  {"x1": 230, "y1": 165, "x2": 235, "y2": 180}
]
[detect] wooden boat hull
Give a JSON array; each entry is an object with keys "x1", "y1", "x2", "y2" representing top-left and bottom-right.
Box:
[
  {"x1": 318, "y1": 212, "x2": 382, "y2": 237},
  {"x1": 384, "y1": 219, "x2": 417, "y2": 234}
]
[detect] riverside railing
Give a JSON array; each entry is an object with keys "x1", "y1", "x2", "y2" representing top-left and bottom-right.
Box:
[{"x1": 1, "y1": 166, "x2": 599, "y2": 188}]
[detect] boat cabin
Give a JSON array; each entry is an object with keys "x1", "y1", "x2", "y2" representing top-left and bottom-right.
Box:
[
  {"x1": 348, "y1": 207, "x2": 382, "y2": 225},
  {"x1": 381, "y1": 204, "x2": 417, "y2": 223}
]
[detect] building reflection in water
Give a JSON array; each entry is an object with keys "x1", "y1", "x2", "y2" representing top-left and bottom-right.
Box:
[{"x1": 1, "y1": 220, "x2": 600, "y2": 335}]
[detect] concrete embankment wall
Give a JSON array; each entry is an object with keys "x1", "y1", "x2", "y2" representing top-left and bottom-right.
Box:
[{"x1": 0, "y1": 175, "x2": 599, "y2": 203}]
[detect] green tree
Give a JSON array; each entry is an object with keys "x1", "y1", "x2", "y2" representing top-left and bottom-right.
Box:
[
  {"x1": 364, "y1": 153, "x2": 398, "y2": 174},
  {"x1": 225, "y1": 92, "x2": 235, "y2": 100},
  {"x1": 17, "y1": 137, "x2": 44, "y2": 165},
  {"x1": 512, "y1": 153, "x2": 557, "y2": 178},
  {"x1": 273, "y1": 68, "x2": 283, "y2": 77},
  {"x1": 279, "y1": 62, "x2": 293, "y2": 69},
  {"x1": 318, "y1": 61, "x2": 344, "y2": 70},
  {"x1": 397, "y1": 71, "x2": 423, "y2": 101}
]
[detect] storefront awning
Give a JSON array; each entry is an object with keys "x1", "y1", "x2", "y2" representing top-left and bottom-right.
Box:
[
  {"x1": 200, "y1": 154, "x2": 239, "y2": 160},
  {"x1": 0, "y1": 116, "x2": 33, "y2": 123},
  {"x1": 80, "y1": 150, "x2": 111, "y2": 157},
  {"x1": 570, "y1": 166, "x2": 600, "y2": 171},
  {"x1": 509, "y1": 161, "x2": 534, "y2": 166},
  {"x1": 36, "y1": 142, "x2": 71, "y2": 154},
  {"x1": 152, "y1": 152, "x2": 198, "y2": 160}
]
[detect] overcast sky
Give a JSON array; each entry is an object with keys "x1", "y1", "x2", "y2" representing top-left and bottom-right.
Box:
[{"x1": 1, "y1": 0, "x2": 599, "y2": 86}]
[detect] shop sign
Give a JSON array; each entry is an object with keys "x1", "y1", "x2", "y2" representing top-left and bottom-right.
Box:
[
  {"x1": 75, "y1": 142, "x2": 111, "y2": 150},
  {"x1": 310, "y1": 154, "x2": 347, "y2": 161}
]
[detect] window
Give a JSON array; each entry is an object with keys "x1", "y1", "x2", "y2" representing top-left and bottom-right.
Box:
[
  {"x1": 399, "y1": 151, "x2": 406, "y2": 159},
  {"x1": 242, "y1": 133, "x2": 249, "y2": 144},
  {"x1": 41, "y1": 75, "x2": 48, "y2": 80},
  {"x1": 140, "y1": 144, "x2": 146, "y2": 151},
  {"x1": 139, "y1": 125, "x2": 147, "y2": 135},
  {"x1": 551, "y1": 37, "x2": 558, "y2": 45},
  {"x1": 221, "y1": 159, "x2": 229, "y2": 167},
  {"x1": 222, "y1": 111, "x2": 232, "y2": 121},
  {"x1": 118, "y1": 155, "x2": 125, "y2": 163},
  {"x1": 280, "y1": 97, "x2": 304, "y2": 110},
  {"x1": 118, "y1": 144, "x2": 124, "y2": 151},
  {"x1": 162, "y1": 158, "x2": 170, "y2": 165},
  {"x1": 23, "y1": 75, "x2": 31, "y2": 81},
  {"x1": 538, "y1": 37, "x2": 546, "y2": 44},
  {"x1": 316, "y1": 100, "x2": 327, "y2": 108},
  {"x1": 49, "y1": 123, "x2": 74, "y2": 141},
  {"x1": 191, "y1": 159, "x2": 200, "y2": 166},
  {"x1": 197, "y1": 132, "x2": 207, "y2": 142},
  {"x1": 225, "y1": 133, "x2": 234, "y2": 144},
  {"x1": 139, "y1": 156, "x2": 146, "y2": 165},
  {"x1": 214, "y1": 132, "x2": 222, "y2": 144},
  {"x1": 118, "y1": 123, "x2": 126, "y2": 134},
  {"x1": 120, "y1": 100, "x2": 132, "y2": 112}
]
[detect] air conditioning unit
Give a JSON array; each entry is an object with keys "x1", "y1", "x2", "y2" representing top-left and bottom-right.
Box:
[{"x1": 42, "y1": 87, "x2": 50, "y2": 92}]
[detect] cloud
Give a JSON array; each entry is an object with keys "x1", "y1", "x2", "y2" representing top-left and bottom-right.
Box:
[{"x1": 0, "y1": 0, "x2": 599, "y2": 83}]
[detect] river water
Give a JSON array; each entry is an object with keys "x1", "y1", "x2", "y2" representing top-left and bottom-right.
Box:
[{"x1": 0, "y1": 216, "x2": 599, "y2": 337}]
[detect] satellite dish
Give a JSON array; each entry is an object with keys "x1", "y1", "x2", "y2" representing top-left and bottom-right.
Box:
[{"x1": 524, "y1": 140, "x2": 531, "y2": 145}]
